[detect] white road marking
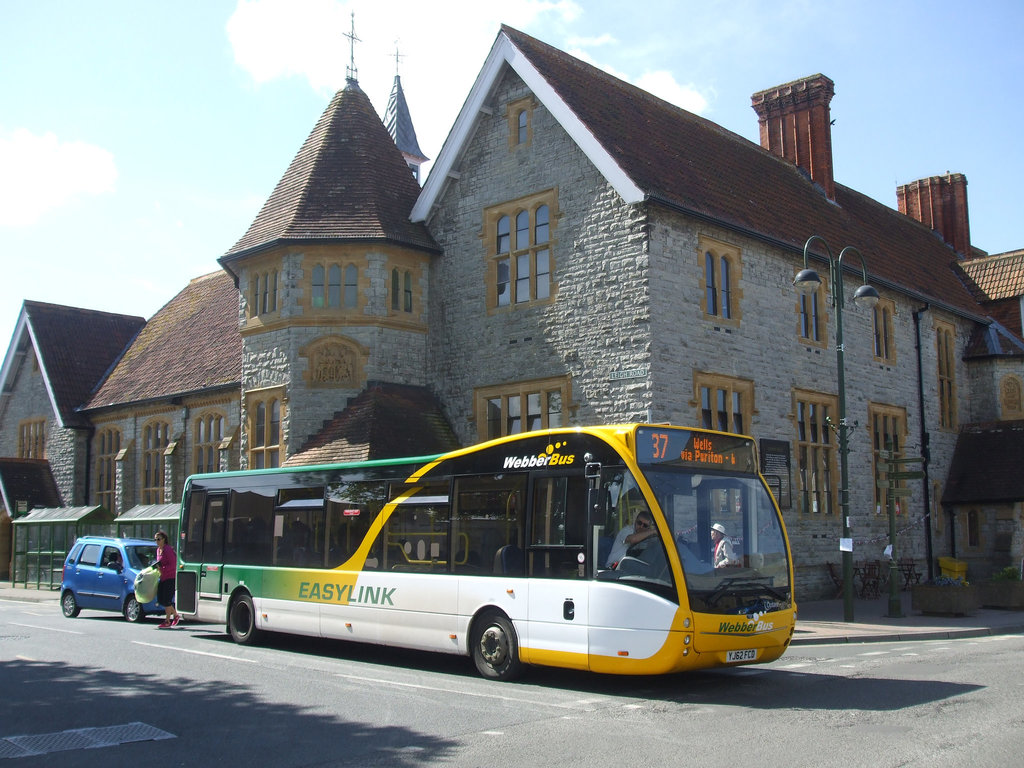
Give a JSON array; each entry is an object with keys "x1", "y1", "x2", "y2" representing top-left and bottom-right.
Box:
[
  {"x1": 334, "y1": 672, "x2": 604, "y2": 709},
  {"x1": 131, "y1": 640, "x2": 259, "y2": 663},
  {"x1": 9, "y1": 622, "x2": 83, "y2": 635}
]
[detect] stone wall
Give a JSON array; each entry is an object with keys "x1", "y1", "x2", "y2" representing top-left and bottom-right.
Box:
[{"x1": 426, "y1": 68, "x2": 652, "y2": 443}]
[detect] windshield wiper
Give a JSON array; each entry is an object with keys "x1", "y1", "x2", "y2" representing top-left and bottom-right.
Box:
[{"x1": 706, "y1": 577, "x2": 787, "y2": 607}]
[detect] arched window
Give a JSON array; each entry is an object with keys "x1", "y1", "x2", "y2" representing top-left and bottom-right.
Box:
[
  {"x1": 194, "y1": 412, "x2": 225, "y2": 474},
  {"x1": 142, "y1": 421, "x2": 170, "y2": 503},
  {"x1": 517, "y1": 109, "x2": 528, "y2": 144},
  {"x1": 344, "y1": 264, "x2": 358, "y2": 308},
  {"x1": 391, "y1": 269, "x2": 400, "y2": 311},
  {"x1": 705, "y1": 252, "x2": 718, "y2": 316},
  {"x1": 250, "y1": 397, "x2": 281, "y2": 469},
  {"x1": 487, "y1": 194, "x2": 557, "y2": 311},
  {"x1": 719, "y1": 256, "x2": 731, "y2": 320},
  {"x1": 312, "y1": 265, "x2": 326, "y2": 308},
  {"x1": 403, "y1": 271, "x2": 413, "y2": 312},
  {"x1": 328, "y1": 264, "x2": 342, "y2": 308},
  {"x1": 967, "y1": 509, "x2": 980, "y2": 549},
  {"x1": 95, "y1": 427, "x2": 121, "y2": 511},
  {"x1": 496, "y1": 215, "x2": 510, "y2": 254}
]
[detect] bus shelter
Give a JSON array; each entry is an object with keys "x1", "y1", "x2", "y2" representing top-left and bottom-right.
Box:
[
  {"x1": 11, "y1": 505, "x2": 115, "y2": 589},
  {"x1": 115, "y1": 503, "x2": 180, "y2": 542}
]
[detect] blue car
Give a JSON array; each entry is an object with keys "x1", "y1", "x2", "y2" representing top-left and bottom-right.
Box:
[{"x1": 60, "y1": 536, "x2": 163, "y2": 622}]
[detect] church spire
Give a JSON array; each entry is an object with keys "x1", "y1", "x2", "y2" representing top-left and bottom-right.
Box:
[{"x1": 384, "y1": 43, "x2": 428, "y2": 183}]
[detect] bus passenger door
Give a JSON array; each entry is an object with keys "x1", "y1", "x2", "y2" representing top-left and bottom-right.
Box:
[
  {"x1": 181, "y1": 491, "x2": 227, "y2": 619},
  {"x1": 524, "y1": 475, "x2": 590, "y2": 670}
]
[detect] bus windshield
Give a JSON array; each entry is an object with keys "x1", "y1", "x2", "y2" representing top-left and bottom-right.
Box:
[{"x1": 640, "y1": 465, "x2": 791, "y2": 616}]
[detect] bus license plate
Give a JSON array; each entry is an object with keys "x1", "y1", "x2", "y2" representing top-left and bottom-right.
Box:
[{"x1": 727, "y1": 649, "x2": 758, "y2": 663}]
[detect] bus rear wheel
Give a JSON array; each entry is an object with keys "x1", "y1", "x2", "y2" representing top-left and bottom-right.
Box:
[
  {"x1": 471, "y1": 611, "x2": 523, "y2": 681},
  {"x1": 229, "y1": 593, "x2": 261, "y2": 645}
]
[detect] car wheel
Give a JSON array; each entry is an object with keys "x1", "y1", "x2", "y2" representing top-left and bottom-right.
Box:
[
  {"x1": 61, "y1": 590, "x2": 81, "y2": 618},
  {"x1": 124, "y1": 594, "x2": 144, "y2": 622},
  {"x1": 471, "y1": 611, "x2": 523, "y2": 681},
  {"x1": 229, "y1": 592, "x2": 261, "y2": 645}
]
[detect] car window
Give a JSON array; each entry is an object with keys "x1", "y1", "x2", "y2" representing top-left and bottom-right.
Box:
[
  {"x1": 126, "y1": 545, "x2": 157, "y2": 570},
  {"x1": 101, "y1": 546, "x2": 123, "y2": 569},
  {"x1": 79, "y1": 543, "x2": 102, "y2": 566}
]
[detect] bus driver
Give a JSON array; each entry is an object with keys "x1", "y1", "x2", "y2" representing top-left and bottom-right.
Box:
[{"x1": 605, "y1": 510, "x2": 658, "y2": 568}]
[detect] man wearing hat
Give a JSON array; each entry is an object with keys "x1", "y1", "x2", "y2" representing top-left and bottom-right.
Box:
[{"x1": 711, "y1": 522, "x2": 739, "y2": 568}]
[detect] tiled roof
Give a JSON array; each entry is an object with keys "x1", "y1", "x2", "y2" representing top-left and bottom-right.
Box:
[
  {"x1": 222, "y1": 79, "x2": 438, "y2": 262},
  {"x1": 0, "y1": 458, "x2": 62, "y2": 513},
  {"x1": 964, "y1": 319, "x2": 1024, "y2": 359},
  {"x1": 957, "y1": 250, "x2": 1024, "y2": 301},
  {"x1": 283, "y1": 382, "x2": 460, "y2": 466},
  {"x1": 85, "y1": 271, "x2": 241, "y2": 409},
  {"x1": 19, "y1": 302, "x2": 146, "y2": 427},
  {"x1": 942, "y1": 420, "x2": 1024, "y2": 503},
  {"x1": 475, "y1": 27, "x2": 986, "y2": 317}
]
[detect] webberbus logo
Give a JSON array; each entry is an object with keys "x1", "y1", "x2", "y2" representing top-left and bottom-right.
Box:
[{"x1": 502, "y1": 440, "x2": 576, "y2": 469}]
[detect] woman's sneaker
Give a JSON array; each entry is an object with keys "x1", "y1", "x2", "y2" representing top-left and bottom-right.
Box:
[
  {"x1": 158, "y1": 620, "x2": 172, "y2": 629},
  {"x1": 171, "y1": 615, "x2": 181, "y2": 627}
]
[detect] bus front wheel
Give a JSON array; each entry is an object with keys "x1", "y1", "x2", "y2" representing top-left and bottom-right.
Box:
[
  {"x1": 471, "y1": 611, "x2": 523, "y2": 681},
  {"x1": 229, "y1": 592, "x2": 261, "y2": 645}
]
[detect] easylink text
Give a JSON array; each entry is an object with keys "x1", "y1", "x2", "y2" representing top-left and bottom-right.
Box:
[{"x1": 298, "y1": 581, "x2": 396, "y2": 605}]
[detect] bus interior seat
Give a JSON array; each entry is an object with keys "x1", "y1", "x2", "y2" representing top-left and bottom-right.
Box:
[{"x1": 493, "y1": 545, "x2": 524, "y2": 575}]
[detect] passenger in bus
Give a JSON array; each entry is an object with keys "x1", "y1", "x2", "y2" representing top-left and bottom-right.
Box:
[
  {"x1": 711, "y1": 523, "x2": 740, "y2": 568},
  {"x1": 605, "y1": 510, "x2": 658, "y2": 568}
]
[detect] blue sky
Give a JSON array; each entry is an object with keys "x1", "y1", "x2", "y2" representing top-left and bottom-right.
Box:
[{"x1": 2, "y1": 0, "x2": 1021, "y2": 350}]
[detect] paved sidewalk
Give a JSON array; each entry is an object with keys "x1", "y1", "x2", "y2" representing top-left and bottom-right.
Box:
[
  {"x1": 3, "y1": 582, "x2": 1022, "y2": 645},
  {"x1": 793, "y1": 591, "x2": 1024, "y2": 644}
]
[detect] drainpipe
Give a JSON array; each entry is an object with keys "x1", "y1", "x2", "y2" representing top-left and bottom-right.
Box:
[{"x1": 913, "y1": 304, "x2": 935, "y2": 580}]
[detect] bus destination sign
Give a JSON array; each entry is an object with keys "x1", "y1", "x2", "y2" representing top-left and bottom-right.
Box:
[{"x1": 635, "y1": 426, "x2": 757, "y2": 473}]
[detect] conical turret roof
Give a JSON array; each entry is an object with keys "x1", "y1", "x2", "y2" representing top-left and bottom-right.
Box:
[
  {"x1": 222, "y1": 79, "x2": 437, "y2": 263},
  {"x1": 385, "y1": 74, "x2": 427, "y2": 163}
]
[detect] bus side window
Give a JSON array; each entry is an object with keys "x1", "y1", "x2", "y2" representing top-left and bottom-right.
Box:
[
  {"x1": 452, "y1": 474, "x2": 527, "y2": 576},
  {"x1": 182, "y1": 490, "x2": 206, "y2": 563},
  {"x1": 325, "y1": 481, "x2": 387, "y2": 569},
  {"x1": 229, "y1": 489, "x2": 274, "y2": 566}
]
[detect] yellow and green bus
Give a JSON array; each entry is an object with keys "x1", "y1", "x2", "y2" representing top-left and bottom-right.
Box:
[{"x1": 176, "y1": 424, "x2": 795, "y2": 679}]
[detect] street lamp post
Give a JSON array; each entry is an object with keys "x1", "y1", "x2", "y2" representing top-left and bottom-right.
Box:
[{"x1": 794, "y1": 236, "x2": 879, "y2": 622}]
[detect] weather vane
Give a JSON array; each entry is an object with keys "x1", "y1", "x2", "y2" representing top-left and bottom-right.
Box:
[
  {"x1": 393, "y1": 40, "x2": 404, "y2": 77},
  {"x1": 344, "y1": 11, "x2": 360, "y2": 82}
]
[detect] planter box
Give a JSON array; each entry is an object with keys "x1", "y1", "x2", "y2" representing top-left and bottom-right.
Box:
[
  {"x1": 979, "y1": 581, "x2": 1024, "y2": 610},
  {"x1": 911, "y1": 584, "x2": 979, "y2": 616}
]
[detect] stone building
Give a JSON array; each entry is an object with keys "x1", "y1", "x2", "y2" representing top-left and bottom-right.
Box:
[{"x1": 1, "y1": 26, "x2": 1021, "y2": 597}]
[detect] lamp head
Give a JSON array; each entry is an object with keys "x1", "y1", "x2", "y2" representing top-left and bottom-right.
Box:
[
  {"x1": 793, "y1": 268, "x2": 822, "y2": 295},
  {"x1": 853, "y1": 283, "x2": 880, "y2": 309}
]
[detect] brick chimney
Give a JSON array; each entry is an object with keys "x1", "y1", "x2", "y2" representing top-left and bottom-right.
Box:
[
  {"x1": 897, "y1": 173, "x2": 971, "y2": 258},
  {"x1": 751, "y1": 74, "x2": 836, "y2": 200}
]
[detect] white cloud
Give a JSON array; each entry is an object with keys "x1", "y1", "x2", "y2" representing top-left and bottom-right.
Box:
[
  {"x1": 634, "y1": 70, "x2": 709, "y2": 114},
  {"x1": 568, "y1": 47, "x2": 711, "y2": 116},
  {"x1": 567, "y1": 33, "x2": 616, "y2": 47},
  {"x1": 227, "y1": 0, "x2": 350, "y2": 92},
  {"x1": 0, "y1": 129, "x2": 117, "y2": 228}
]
